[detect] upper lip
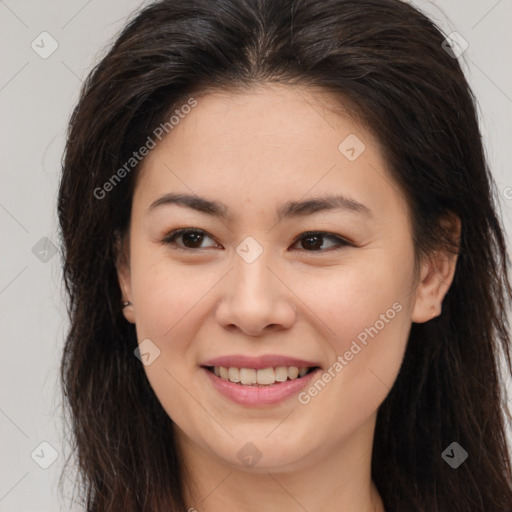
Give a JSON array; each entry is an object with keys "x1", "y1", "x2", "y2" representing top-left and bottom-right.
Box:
[{"x1": 201, "y1": 354, "x2": 321, "y2": 370}]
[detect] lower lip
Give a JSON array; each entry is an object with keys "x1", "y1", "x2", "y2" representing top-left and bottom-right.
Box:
[{"x1": 202, "y1": 367, "x2": 321, "y2": 406}]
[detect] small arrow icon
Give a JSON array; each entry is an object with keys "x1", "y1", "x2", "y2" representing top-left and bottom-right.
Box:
[
  {"x1": 338, "y1": 134, "x2": 365, "y2": 161},
  {"x1": 31, "y1": 31, "x2": 59, "y2": 59},
  {"x1": 441, "y1": 32, "x2": 468, "y2": 59},
  {"x1": 441, "y1": 442, "x2": 468, "y2": 468},
  {"x1": 236, "y1": 236, "x2": 263, "y2": 263},
  {"x1": 134, "y1": 339, "x2": 161, "y2": 366},
  {"x1": 236, "y1": 441, "x2": 262, "y2": 467},
  {"x1": 31, "y1": 441, "x2": 58, "y2": 469},
  {"x1": 32, "y1": 236, "x2": 58, "y2": 262}
]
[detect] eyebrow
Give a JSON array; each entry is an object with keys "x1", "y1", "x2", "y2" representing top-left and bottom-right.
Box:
[{"x1": 147, "y1": 192, "x2": 373, "y2": 220}]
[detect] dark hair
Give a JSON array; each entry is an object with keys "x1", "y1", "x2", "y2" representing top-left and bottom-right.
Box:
[{"x1": 57, "y1": 0, "x2": 512, "y2": 510}]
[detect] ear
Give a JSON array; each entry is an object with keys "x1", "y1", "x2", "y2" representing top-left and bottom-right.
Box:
[
  {"x1": 412, "y1": 213, "x2": 461, "y2": 323},
  {"x1": 114, "y1": 229, "x2": 136, "y2": 324}
]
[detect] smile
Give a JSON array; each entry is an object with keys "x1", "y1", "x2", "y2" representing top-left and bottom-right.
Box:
[
  {"x1": 208, "y1": 365, "x2": 316, "y2": 386},
  {"x1": 201, "y1": 365, "x2": 322, "y2": 406}
]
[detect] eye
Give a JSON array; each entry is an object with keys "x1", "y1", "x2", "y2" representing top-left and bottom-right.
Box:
[
  {"x1": 290, "y1": 231, "x2": 352, "y2": 253},
  {"x1": 161, "y1": 228, "x2": 352, "y2": 253},
  {"x1": 161, "y1": 228, "x2": 219, "y2": 250}
]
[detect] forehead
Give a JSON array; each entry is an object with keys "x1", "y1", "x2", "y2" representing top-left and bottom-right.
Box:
[{"x1": 132, "y1": 84, "x2": 410, "y2": 228}]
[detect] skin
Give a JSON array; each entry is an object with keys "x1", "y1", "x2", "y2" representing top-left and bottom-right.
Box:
[{"x1": 116, "y1": 83, "x2": 460, "y2": 512}]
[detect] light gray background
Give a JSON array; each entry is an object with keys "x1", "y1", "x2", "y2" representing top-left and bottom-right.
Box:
[{"x1": 1, "y1": 0, "x2": 511, "y2": 510}]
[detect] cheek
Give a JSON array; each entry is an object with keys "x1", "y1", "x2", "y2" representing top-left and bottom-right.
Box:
[
  {"x1": 290, "y1": 284, "x2": 411, "y2": 443},
  {"x1": 131, "y1": 251, "x2": 206, "y2": 335},
  {"x1": 129, "y1": 257, "x2": 210, "y2": 429},
  {"x1": 129, "y1": 253, "x2": 211, "y2": 389},
  {"x1": 298, "y1": 256, "x2": 412, "y2": 402},
  {"x1": 307, "y1": 256, "x2": 410, "y2": 343}
]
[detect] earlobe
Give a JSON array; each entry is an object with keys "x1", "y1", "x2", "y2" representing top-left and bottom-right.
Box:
[{"x1": 120, "y1": 301, "x2": 136, "y2": 324}]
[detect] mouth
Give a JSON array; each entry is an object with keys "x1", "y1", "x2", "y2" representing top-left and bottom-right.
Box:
[
  {"x1": 199, "y1": 354, "x2": 323, "y2": 406},
  {"x1": 203, "y1": 365, "x2": 321, "y2": 387},
  {"x1": 200, "y1": 360, "x2": 323, "y2": 406}
]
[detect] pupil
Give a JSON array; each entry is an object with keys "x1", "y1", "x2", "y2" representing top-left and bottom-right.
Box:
[
  {"x1": 304, "y1": 234, "x2": 322, "y2": 250},
  {"x1": 184, "y1": 232, "x2": 202, "y2": 248}
]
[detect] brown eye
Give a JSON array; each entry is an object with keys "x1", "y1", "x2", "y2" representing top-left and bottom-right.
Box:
[
  {"x1": 162, "y1": 229, "x2": 218, "y2": 250},
  {"x1": 291, "y1": 231, "x2": 351, "y2": 253}
]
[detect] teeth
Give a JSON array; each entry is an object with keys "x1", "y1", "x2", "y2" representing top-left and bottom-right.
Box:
[
  {"x1": 240, "y1": 368, "x2": 256, "y2": 385},
  {"x1": 212, "y1": 365, "x2": 315, "y2": 386},
  {"x1": 228, "y1": 367, "x2": 240, "y2": 383},
  {"x1": 256, "y1": 367, "x2": 275, "y2": 385},
  {"x1": 275, "y1": 366, "x2": 288, "y2": 382},
  {"x1": 288, "y1": 366, "x2": 299, "y2": 379}
]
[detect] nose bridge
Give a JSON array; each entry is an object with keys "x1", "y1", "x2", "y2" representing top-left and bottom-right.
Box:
[{"x1": 232, "y1": 235, "x2": 275, "y2": 300}]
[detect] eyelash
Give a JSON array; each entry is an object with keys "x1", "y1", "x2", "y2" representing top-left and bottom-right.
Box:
[{"x1": 161, "y1": 228, "x2": 352, "y2": 254}]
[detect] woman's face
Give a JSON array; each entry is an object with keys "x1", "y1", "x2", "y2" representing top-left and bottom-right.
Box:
[{"x1": 117, "y1": 84, "x2": 449, "y2": 473}]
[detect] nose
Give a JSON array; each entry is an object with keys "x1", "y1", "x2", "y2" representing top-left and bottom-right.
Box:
[{"x1": 215, "y1": 247, "x2": 297, "y2": 336}]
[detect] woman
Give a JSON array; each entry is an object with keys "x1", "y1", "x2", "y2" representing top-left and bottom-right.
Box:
[{"x1": 57, "y1": 0, "x2": 512, "y2": 510}]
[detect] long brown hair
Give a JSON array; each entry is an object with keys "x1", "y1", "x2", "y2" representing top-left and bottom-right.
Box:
[{"x1": 57, "y1": 0, "x2": 512, "y2": 510}]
